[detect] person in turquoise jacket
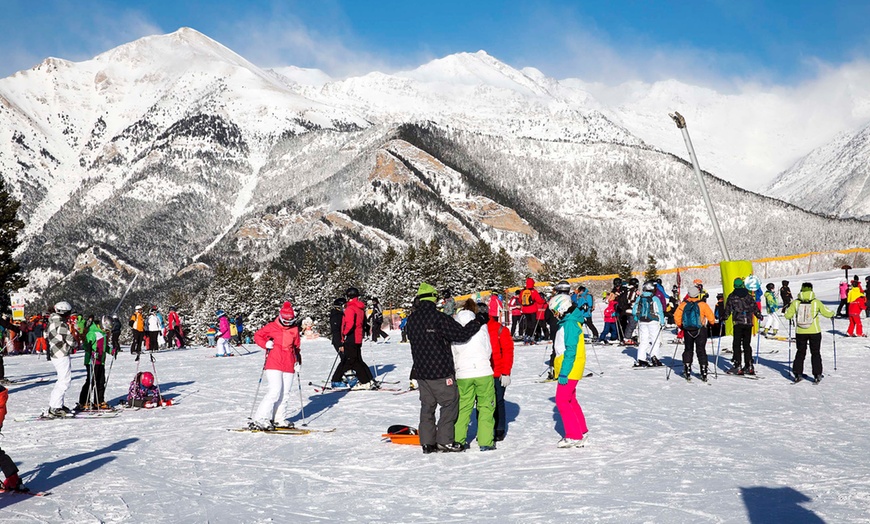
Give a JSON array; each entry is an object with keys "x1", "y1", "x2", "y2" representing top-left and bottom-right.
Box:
[
  {"x1": 784, "y1": 283, "x2": 834, "y2": 383},
  {"x1": 550, "y1": 294, "x2": 590, "y2": 449}
]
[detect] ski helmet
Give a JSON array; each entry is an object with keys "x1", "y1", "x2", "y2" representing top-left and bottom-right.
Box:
[
  {"x1": 333, "y1": 297, "x2": 346, "y2": 307},
  {"x1": 612, "y1": 277, "x2": 623, "y2": 287},
  {"x1": 692, "y1": 279, "x2": 703, "y2": 286},
  {"x1": 216, "y1": 309, "x2": 226, "y2": 317},
  {"x1": 642, "y1": 281, "x2": 656, "y2": 292},
  {"x1": 554, "y1": 280, "x2": 571, "y2": 294},
  {"x1": 548, "y1": 294, "x2": 573, "y2": 317},
  {"x1": 628, "y1": 277, "x2": 639, "y2": 287},
  {"x1": 54, "y1": 301, "x2": 72, "y2": 314},
  {"x1": 345, "y1": 287, "x2": 360, "y2": 299},
  {"x1": 140, "y1": 372, "x2": 155, "y2": 388},
  {"x1": 766, "y1": 283, "x2": 775, "y2": 291}
]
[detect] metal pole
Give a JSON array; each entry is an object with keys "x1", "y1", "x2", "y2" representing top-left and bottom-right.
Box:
[{"x1": 669, "y1": 112, "x2": 731, "y2": 261}]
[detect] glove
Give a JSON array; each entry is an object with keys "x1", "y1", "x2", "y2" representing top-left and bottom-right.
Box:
[
  {"x1": 265, "y1": 340, "x2": 274, "y2": 350},
  {"x1": 295, "y1": 350, "x2": 302, "y2": 365},
  {"x1": 499, "y1": 375, "x2": 511, "y2": 387},
  {"x1": 557, "y1": 374, "x2": 568, "y2": 385}
]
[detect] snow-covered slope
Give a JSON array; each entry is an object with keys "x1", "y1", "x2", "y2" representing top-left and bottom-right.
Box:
[
  {"x1": 2, "y1": 269, "x2": 869, "y2": 522},
  {"x1": 765, "y1": 124, "x2": 870, "y2": 219}
]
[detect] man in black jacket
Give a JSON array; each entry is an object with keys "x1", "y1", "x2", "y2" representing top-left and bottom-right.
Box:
[
  {"x1": 723, "y1": 278, "x2": 763, "y2": 375},
  {"x1": 405, "y1": 282, "x2": 481, "y2": 454}
]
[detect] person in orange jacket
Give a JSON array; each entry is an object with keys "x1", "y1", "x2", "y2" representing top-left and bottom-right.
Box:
[
  {"x1": 488, "y1": 312, "x2": 514, "y2": 442},
  {"x1": 674, "y1": 286, "x2": 717, "y2": 381},
  {"x1": 0, "y1": 384, "x2": 28, "y2": 492},
  {"x1": 129, "y1": 305, "x2": 145, "y2": 354}
]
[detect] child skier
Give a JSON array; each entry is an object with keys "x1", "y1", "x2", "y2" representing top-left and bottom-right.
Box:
[
  {"x1": 452, "y1": 301, "x2": 496, "y2": 451},
  {"x1": 550, "y1": 294, "x2": 590, "y2": 448},
  {"x1": 0, "y1": 385, "x2": 28, "y2": 492},
  {"x1": 598, "y1": 298, "x2": 619, "y2": 344},
  {"x1": 761, "y1": 283, "x2": 781, "y2": 337},
  {"x1": 251, "y1": 301, "x2": 301, "y2": 430}
]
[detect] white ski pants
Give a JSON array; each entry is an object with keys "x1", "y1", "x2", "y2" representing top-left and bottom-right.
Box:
[
  {"x1": 216, "y1": 337, "x2": 231, "y2": 356},
  {"x1": 50, "y1": 355, "x2": 72, "y2": 409},
  {"x1": 763, "y1": 312, "x2": 781, "y2": 334},
  {"x1": 636, "y1": 321, "x2": 663, "y2": 363},
  {"x1": 254, "y1": 370, "x2": 295, "y2": 424}
]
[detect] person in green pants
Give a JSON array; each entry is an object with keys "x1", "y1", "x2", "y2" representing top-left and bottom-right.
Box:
[{"x1": 451, "y1": 300, "x2": 496, "y2": 451}]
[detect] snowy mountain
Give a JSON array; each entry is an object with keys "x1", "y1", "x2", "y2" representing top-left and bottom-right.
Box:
[
  {"x1": 1, "y1": 28, "x2": 867, "y2": 310},
  {"x1": 765, "y1": 123, "x2": 870, "y2": 219}
]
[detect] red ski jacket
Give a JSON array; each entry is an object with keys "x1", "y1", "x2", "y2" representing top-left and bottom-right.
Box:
[
  {"x1": 488, "y1": 319, "x2": 514, "y2": 378},
  {"x1": 342, "y1": 298, "x2": 365, "y2": 344},
  {"x1": 254, "y1": 320, "x2": 301, "y2": 373}
]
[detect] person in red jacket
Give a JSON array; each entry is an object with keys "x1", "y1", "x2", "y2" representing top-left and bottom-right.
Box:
[
  {"x1": 330, "y1": 287, "x2": 375, "y2": 389},
  {"x1": 508, "y1": 291, "x2": 522, "y2": 338},
  {"x1": 520, "y1": 278, "x2": 545, "y2": 344},
  {"x1": 165, "y1": 306, "x2": 185, "y2": 349},
  {"x1": 0, "y1": 385, "x2": 28, "y2": 491},
  {"x1": 488, "y1": 315, "x2": 514, "y2": 442},
  {"x1": 251, "y1": 301, "x2": 302, "y2": 430}
]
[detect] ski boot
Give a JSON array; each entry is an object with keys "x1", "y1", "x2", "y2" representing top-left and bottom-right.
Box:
[
  {"x1": 2, "y1": 474, "x2": 28, "y2": 492},
  {"x1": 682, "y1": 362, "x2": 692, "y2": 380},
  {"x1": 744, "y1": 365, "x2": 756, "y2": 376},
  {"x1": 650, "y1": 356, "x2": 664, "y2": 367},
  {"x1": 700, "y1": 365, "x2": 708, "y2": 382},
  {"x1": 813, "y1": 375, "x2": 822, "y2": 384},
  {"x1": 632, "y1": 360, "x2": 649, "y2": 368},
  {"x1": 726, "y1": 366, "x2": 742, "y2": 375},
  {"x1": 793, "y1": 374, "x2": 803, "y2": 384},
  {"x1": 437, "y1": 442, "x2": 465, "y2": 453}
]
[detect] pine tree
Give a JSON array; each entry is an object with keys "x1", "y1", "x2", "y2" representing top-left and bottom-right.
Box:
[
  {"x1": 643, "y1": 255, "x2": 659, "y2": 282},
  {"x1": 0, "y1": 177, "x2": 27, "y2": 311},
  {"x1": 288, "y1": 252, "x2": 325, "y2": 322},
  {"x1": 492, "y1": 246, "x2": 517, "y2": 290}
]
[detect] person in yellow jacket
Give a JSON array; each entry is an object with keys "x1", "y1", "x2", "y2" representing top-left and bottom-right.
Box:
[
  {"x1": 129, "y1": 305, "x2": 145, "y2": 355},
  {"x1": 674, "y1": 286, "x2": 717, "y2": 381},
  {"x1": 784, "y1": 282, "x2": 835, "y2": 383},
  {"x1": 550, "y1": 294, "x2": 590, "y2": 449}
]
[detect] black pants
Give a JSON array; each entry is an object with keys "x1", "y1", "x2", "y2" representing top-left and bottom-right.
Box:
[
  {"x1": 371, "y1": 321, "x2": 388, "y2": 342},
  {"x1": 331, "y1": 342, "x2": 373, "y2": 384},
  {"x1": 836, "y1": 298, "x2": 847, "y2": 316},
  {"x1": 732, "y1": 324, "x2": 754, "y2": 368},
  {"x1": 146, "y1": 331, "x2": 158, "y2": 351},
  {"x1": 523, "y1": 313, "x2": 537, "y2": 339},
  {"x1": 584, "y1": 317, "x2": 599, "y2": 339},
  {"x1": 510, "y1": 316, "x2": 521, "y2": 337},
  {"x1": 418, "y1": 377, "x2": 459, "y2": 447},
  {"x1": 493, "y1": 376, "x2": 507, "y2": 438},
  {"x1": 0, "y1": 446, "x2": 18, "y2": 478},
  {"x1": 0, "y1": 354, "x2": 4, "y2": 380},
  {"x1": 131, "y1": 330, "x2": 144, "y2": 353},
  {"x1": 78, "y1": 363, "x2": 106, "y2": 406},
  {"x1": 793, "y1": 333, "x2": 823, "y2": 378},
  {"x1": 682, "y1": 328, "x2": 709, "y2": 366},
  {"x1": 111, "y1": 331, "x2": 121, "y2": 353}
]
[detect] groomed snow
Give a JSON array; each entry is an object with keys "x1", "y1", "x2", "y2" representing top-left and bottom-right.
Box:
[{"x1": 2, "y1": 269, "x2": 869, "y2": 522}]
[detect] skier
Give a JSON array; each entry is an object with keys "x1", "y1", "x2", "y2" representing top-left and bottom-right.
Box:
[
  {"x1": 215, "y1": 310, "x2": 232, "y2": 357},
  {"x1": 598, "y1": 297, "x2": 619, "y2": 344},
  {"x1": 723, "y1": 278, "x2": 762, "y2": 376},
  {"x1": 674, "y1": 286, "x2": 716, "y2": 381},
  {"x1": 251, "y1": 301, "x2": 301, "y2": 429},
  {"x1": 618, "y1": 279, "x2": 639, "y2": 344},
  {"x1": 550, "y1": 293, "x2": 590, "y2": 448},
  {"x1": 575, "y1": 286, "x2": 599, "y2": 340},
  {"x1": 329, "y1": 297, "x2": 346, "y2": 353},
  {"x1": 0, "y1": 384, "x2": 28, "y2": 492},
  {"x1": 508, "y1": 291, "x2": 522, "y2": 338},
  {"x1": 129, "y1": 305, "x2": 145, "y2": 354},
  {"x1": 370, "y1": 298, "x2": 390, "y2": 343},
  {"x1": 166, "y1": 307, "x2": 184, "y2": 349},
  {"x1": 632, "y1": 282, "x2": 665, "y2": 367},
  {"x1": 488, "y1": 301, "x2": 514, "y2": 442},
  {"x1": 761, "y1": 283, "x2": 781, "y2": 337},
  {"x1": 452, "y1": 301, "x2": 496, "y2": 451},
  {"x1": 77, "y1": 315, "x2": 111, "y2": 410},
  {"x1": 405, "y1": 282, "x2": 482, "y2": 453},
  {"x1": 780, "y1": 280, "x2": 793, "y2": 313},
  {"x1": 519, "y1": 278, "x2": 545, "y2": 344},
  {"x1": 331, "y1": 287, "x2": 375, "y2": 389},
  {"x1": 836, "y1": 281, "x2": 848, "y2": 317},
  {"x1": 784, "y1": 283, "x2": 835, "y2": 383},
  {"x1": 711, "y1": 293, "x2": 725, "y2": 337},
  {"x1": 0, "y1": 317, "x2": 20, "y2": 383},
  {"x1": 234, "y1": 314, "x2": 245, "y2": 345},
  {"x1": 145, "y1": 306, "x2": 161, "y2": 352},
  {"x1": 47, "y1": 301, "x2": 76, "y2": 417},
  {"x1": 110, "y1": 314, "x2": 122, "y2": 353},
  {"x1": 846, "y1": 283, "x2": 866, "y2": 337}
]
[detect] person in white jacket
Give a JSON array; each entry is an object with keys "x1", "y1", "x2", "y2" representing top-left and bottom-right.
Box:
[{"x1": 451, "y1": 301, "x2": 497, "y2": 451}]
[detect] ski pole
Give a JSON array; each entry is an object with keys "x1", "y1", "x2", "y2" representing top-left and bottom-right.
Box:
[
  {"x1": 538, "y1": 342, "x2": 551, "y2": 376},
  {"x1": 588, "y1": 338, "x2": 603, "y2": 376},
  {"x1": 111, "y1": 274, "x2": 139, "y2": 317},
  {"x1": 665, "y1": 338, "x2": 680, "y2": 380},
  {"x1": 831, "y1": 318, "x2": 837, "y2": 371},
  {"x1": 714, "y1": 327, "x2": 722, "y2": 379},
  {"x1": 248, "y1": 349, "x2": 270, "y2": 420},
  {"x1": 787, "y1": 319, "x2": 793, "y2": 369},
  {"x1": 296, "y1": 364, "x2": 307, "y2": 426},
  {"x1": 150, "y1": 353, "x2": 164, "y2": 406},
  {"x1": 322, "y1": 351, "x2": 340, "y2": 392},
  {"x1": 755, "y1": 320, "x2": 761, "y2": 366}
]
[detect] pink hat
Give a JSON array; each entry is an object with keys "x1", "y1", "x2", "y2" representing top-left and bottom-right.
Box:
[{"x1": 278, "y1": 301, "x2": 295, "y2": 326}]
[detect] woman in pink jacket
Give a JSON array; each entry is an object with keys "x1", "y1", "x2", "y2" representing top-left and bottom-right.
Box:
[{"x1": 251, "y1": 302, "x2": 301, "y2": 430}]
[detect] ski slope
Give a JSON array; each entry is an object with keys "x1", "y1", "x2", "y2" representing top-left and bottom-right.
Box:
[{"x1": 1, "y1": 269, "x2": 869, "y2": 523}]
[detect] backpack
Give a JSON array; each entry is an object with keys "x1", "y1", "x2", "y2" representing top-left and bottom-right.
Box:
[
  {"x1": 682, "y1": 301, "x2": 701, "y2": 329},
  {"x1": 520, "y1": 289, "x2": 534, "y2": 307},
  {"x1": 796, "y1": 300, "x2": 815, "y2": 328},
  {"x1": 637, "y1": 296, "x2": 657, "y2": 322}
]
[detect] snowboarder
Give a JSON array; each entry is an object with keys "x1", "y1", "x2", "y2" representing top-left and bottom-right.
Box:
[
  {"x1": 129, "y1": 305, "x2": 145, "y2": 354},
  {"x1": 723, "y1": 278, "x2": 762, "y2": 376},
  {"x1": 405, "y1": 282, "x2": 481, "y2": 453},
  {"x1": 452, "y1": 301, "x2": 496, "y2": 451},
  {"x1": 331, "y1": 287, "x2": 375, "y2": 389},
  {"x1": 632, "y1": 282, "x2": 665, "y2": 367},
  {"x1": 215, "y1": 310, "x2": 232, "y2": 357},
  {"x1": 784, "y1": 283, "x2": 835, "y2": 383},
  {"x1": 0, "y1": 384, "x2": 28, "y2": 492},
  {"x1": 251, "y1": 301, "x2": 302, "y2": 429},
  {"x1": 47, "y1": 301, "x2": 77, "y2": 417},
  {"x1": 674, "y1": 286, "x2": 716, "y2": 381},
  {"x1": 549, "y1": 294, "x2": 590, "y2": 448}
]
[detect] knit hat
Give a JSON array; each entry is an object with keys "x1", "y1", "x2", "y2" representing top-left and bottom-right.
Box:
[
  {"x1": 733, "y1": 278, "x2": 745, "y2": 289},
  {"x1": 688, "y1": 286, "x2": 699, "y2": 298},
  {"x1": 417, "y1": 282, "x2": 438, "y2": 302},
  {"x1": 278, "y1": 301, "x2": 295, "y2": 326}
]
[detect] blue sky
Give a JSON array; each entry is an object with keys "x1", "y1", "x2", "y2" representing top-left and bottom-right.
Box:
[{"x1": 2, "y1": 0, "x2": 870, "y2": 86}]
